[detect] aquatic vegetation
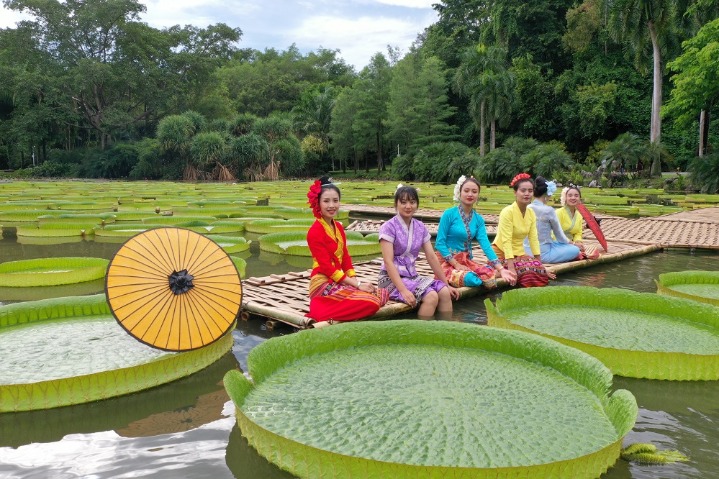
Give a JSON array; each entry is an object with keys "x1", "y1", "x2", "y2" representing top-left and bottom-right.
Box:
[
  {"x1": 0, "y1": 295, "x2": 233, "y2": 411},
  {"x1": 621, "y1": 443, "x2": 689, "y2": 465},
  {"x1": 0, "y1": 257, "x2": 109, "y2": 287},
  {"x1": 656, "y1": 270, "x2": 719, "y2": 307},
  {"x1": 244, "y1": 219, "x2": 315, "y2": 234},
  {"x1": 224, "y1": 320, "x2": 636, "y2": 479},
  {"x1": 259, "y1": 231, "x2": 381, "y2": 256},
  {"x1": 486, "y1": 286, "x2": 719, "y2": 380},
  {"x1": 205, "y1": 235, "x2": 251, "y2": 253}
]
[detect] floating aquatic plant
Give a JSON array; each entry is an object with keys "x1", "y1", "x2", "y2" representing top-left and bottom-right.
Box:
[
  {"x1": 486, "y1": 286, "x2": 719, "y2": 380},
  {"x1": 0, "y1": 257, "x2": 109, "y2": 287},
  {"x1": 656, "y1": 271, "x2": 719, "y2": 307},
  {"x1": 245, "y1": 218, "x2": 315, "y2": 234},
  {"x1": 0, "y1": 295, "x2": 233, "y2": 411},
  {"x1": 621, "y1": 443, "x2": 689, "y2": 465},
  {"x1": 224, "y1": 320, "x2": 636, "y2": 479},
  {"x1": 205, "y1": 234, "x2": 251, "y2": 253},
  {"x1": 258, "y1": 231, "x2": 381, "y2": 257}
]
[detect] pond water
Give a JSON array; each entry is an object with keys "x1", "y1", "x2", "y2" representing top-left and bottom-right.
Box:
[{"x1": 1, "y1": 230, "x2": 718, "y2": 478}]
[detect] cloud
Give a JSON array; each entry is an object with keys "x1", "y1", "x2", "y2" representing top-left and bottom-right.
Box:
[
  {"x1": 0, "y1": 8, "x2": 30, "y2": 29},
  {"x1": 372, "y1": 0, "x2": 435, "y2": 7},
  {"x1": 0, "y1": 0, "x2": 438, "y2": 69},
  {"x1": 286, "y1": 12, "x2": 436, "y2": 68}
]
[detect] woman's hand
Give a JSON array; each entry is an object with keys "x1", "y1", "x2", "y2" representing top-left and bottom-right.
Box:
[
  {"x1": 547, "y1": 271, "x2": 557, "y2": 280},
  {"x1": 575, "y1": 241, "x2": 585, "y2": 251},
  {"x1": 499, "y1": 268, "x2": 516, "y2": 285},
  {"x1": 507, "y1": 263, "x2": 517, "y2": 286},
  {"x1": 358, "y1": 282, "x2": 376, "y2": 293},
  {"x1": 447, "y1": 286, "x2": 461, "y2": 300},
  {"x1": 399, "y1": 288, "x2": 417, "y2": 307}
]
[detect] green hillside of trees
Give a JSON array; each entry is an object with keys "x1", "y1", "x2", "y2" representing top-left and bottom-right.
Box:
[{"x1": 1, "y1": 0, "x2": 718, "y2": 191}]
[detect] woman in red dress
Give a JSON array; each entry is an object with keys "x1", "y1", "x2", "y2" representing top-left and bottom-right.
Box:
[{"x1": 306, "y1": 177, "x2": 388, "y2": 325}]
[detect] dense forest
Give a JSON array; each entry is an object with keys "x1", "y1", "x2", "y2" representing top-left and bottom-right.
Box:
[{"x1": 1, "y1": 0, "x2": 718, "y2": 192}]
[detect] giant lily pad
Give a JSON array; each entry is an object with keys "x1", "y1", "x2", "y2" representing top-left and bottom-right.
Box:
[
  {"x1": 0, "y1": 257, "x2": 109, "y2": 287},
  {"x1": 259, "y1": 231, "x2": 381, "y2": 257},
  {"x1": 0, "y1": 295, "x2": 233, "y2": 412},
  {"x1": 224, "y1": 320, "x2": 636, "y2": 479},
  {"x1": 656, "y1": 270, "x2": 719, "y2": 307},
  {"x1": 486, "y1": 286, "x2": 719, "y2": 380}
]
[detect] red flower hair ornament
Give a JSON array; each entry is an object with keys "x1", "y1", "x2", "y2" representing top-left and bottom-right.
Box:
[
  {"x1": 307, "y1": 180, "x2": 323, "y2": 218},
  {"x1": 510, "y1": 173, "x2": 532, "y2": 188}
]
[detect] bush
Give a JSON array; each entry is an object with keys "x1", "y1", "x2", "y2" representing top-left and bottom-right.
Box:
[
  {"x1": 688, "y1": 153, "x2": 719, "y2": 193},
  {"x1": 413, "y1": 142, "x2": 477, "y2": 182},
  {"x1": 521, "y1": 141, "x2": 574, "y2": 179},
  {"x1": 478, "y1": 137, "x2": 538, "y2": 183},
  {"x1": 391, "y1": 154, "x2": 415, "y2": 180}
]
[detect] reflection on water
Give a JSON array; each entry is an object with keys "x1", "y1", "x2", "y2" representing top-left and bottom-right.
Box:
[{"x1": 0, "y1": 234, "x2": 718, "y2": 478}]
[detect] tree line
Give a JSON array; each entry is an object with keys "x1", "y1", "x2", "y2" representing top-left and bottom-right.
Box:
[{"x1": 1, "y1": 0, "x2": 718, "y2": 192}]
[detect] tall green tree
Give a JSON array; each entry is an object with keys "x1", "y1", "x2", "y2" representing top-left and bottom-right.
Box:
[
  {"x1": 604, "y1": 0, "x2": 677, "y2": 176},
  {"x1": 352, "y1": 52, "x2": 392, "y2": 171},
  {"x1": 665, "y1": 14, "x2": 719, "y2": 157},
  {"x1": 292, "y1": 85, "x2": 336, "y2": 170},
  {"x1": 454, "y1": 44, "x2": 513, "y2": 155},
  {"x1": 386, "y1": 54, "x2": 457, "y2": 156},
  {"x1": 329, "y1": 88, "x2": 359, "y2": 172}
]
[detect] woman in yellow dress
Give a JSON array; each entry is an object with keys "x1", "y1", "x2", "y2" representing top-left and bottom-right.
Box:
[
  {"x1": 492, "y1": 173, "x2": 555, "y2": 287},
  {"x1": 556, "y1": 185, "x2": 600, "y2": 260}
]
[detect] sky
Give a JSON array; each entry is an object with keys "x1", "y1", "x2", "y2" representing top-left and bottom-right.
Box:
[{"x1": 0, "y1": 0, "x2": 439, "y2": 70}]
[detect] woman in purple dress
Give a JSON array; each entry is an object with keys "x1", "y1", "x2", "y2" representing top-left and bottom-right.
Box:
[{"x1": 378, "y1": 185, "x2": 460, "y2": 318}]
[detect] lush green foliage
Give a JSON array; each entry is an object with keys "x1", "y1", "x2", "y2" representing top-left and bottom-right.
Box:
[{"x1": 1, "y1": 0, "x2": 717, "y2": 185}]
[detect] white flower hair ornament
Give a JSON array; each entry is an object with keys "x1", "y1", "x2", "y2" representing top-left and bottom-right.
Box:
[
  {"x1": 560, "y1": 187, "x2": 570, "y2": 206},
  {"x1": 453, "y1": 175, "x2": 467, "y2": 202},
  {"x1": 546, "y1": 180, "x2": 558, "y2": 197},
  {"x1": 396, "y1": 183, "x2": 404, "y2": 190}
]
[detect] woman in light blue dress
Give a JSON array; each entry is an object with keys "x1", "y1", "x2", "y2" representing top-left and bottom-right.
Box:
[{"x1": 524, "y1": 176, "x2": 581, "y2": 263}]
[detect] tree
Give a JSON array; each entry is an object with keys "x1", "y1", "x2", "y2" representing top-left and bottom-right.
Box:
[
  {"x1": 329, "y1": 88, "x2": 359, "y2": 172},
  {"x1": 292, "y1": 85, "x2": 336, "y2": 170},
  {"x1": 665, "y1": 18, "x2": 719, "y2": 157},
  {"x1": 454, "y1": 44, "x2": 513, "y2": 156},
  {"x1": 352, "y1": 53, "x2": 392, "y2": 171},
  {"x1": 605, "y1": 0, "x2": 677, "y2": 176},
  {"x1": 253, "y1": 116, "x2": 304, "y2": 179},
  {"x1": 386, "y1": 54, "x2": 457, "y2": 156}
]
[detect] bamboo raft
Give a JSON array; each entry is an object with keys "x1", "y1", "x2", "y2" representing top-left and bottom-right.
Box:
[{"x1": 241, "y1": 206, "x2": 719, "y2": 328}]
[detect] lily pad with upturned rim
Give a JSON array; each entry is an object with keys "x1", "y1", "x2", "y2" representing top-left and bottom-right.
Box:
[
  {"x1": 486, "y1": 286, "x2": 719, "y2": 380},
  {"x1": 224, "y1": 320, "x2": 636, "y2": 479},
  {"x1": 0, "y1": 257, "x2": 109, "y2": 287},
  {"x1": 0, "y1": 294, "x2": 234, "y2": 412},
  {"x1": 258, "y1": 231, "x2": 381, "y2": 257},
  {"x1": 656, "y1": 271, "x2": 719, "y2": 307}
]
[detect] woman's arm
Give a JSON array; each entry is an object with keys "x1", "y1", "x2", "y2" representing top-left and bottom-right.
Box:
[
  {"x1": 435, "y1": 209, "x2": 453, "y2": 259},
  {"x1": 527, "y1": 211, "x2": 541, "y2": 257}
]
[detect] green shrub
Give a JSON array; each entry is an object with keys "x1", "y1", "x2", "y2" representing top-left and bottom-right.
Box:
[{"x1": 688, "y1": 153, "x2": 719, "y2": 193}]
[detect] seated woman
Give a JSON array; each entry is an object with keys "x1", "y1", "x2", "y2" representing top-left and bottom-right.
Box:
[
  {"x1": 435, "y1": 175, "x2": 515, "y2": 288},
  {"x1": 492, "y1": 173, "x2": 555, "y2": 288},
  {"x1": 556, "y1": 185, "x2": 600, "y2": 260},
  {"x1": 378, "y1": 185, "x2": 460, "y2": 318},
  {"x1": 524, "y1": 176, "x2": 581, "y2": 263},
  {"x1": 305, "y1": 177, "x2": 388, "y2": 325}
]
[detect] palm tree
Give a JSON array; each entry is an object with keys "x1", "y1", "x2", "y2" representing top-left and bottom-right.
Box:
[
  {"x1": 292, "y1": 86, "x2": 336, "y2": 170},
  {"x1": 604, "y1": 0, "x2": 676, "y2": 176},
  {"x1": 454, "y1": 44, "x2": 513, "y2": 156}
]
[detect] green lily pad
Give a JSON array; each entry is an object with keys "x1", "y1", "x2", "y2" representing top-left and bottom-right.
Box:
[
  {"x1": 0, "y1": 295, "x2": 234, "y2": 411},
  {"x1": 656, "y1": 270, "x2": 719, "y2": 307},
  {"x1": 0, "y1": 257, "x2": 109, "y2": 287},
  {"x1": 224, "y1": 320, "x2": 636, "y2": 478},
  {"x1": 259, "y1": 231, "x2": 380, "y2": 257},
  {"x1": 486, "y1": 286, "x2": 719, "y2": 380}
]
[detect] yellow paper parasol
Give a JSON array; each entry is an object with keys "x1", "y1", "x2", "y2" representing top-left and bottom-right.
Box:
[{"x1": 106, "y1": 227, "x2": 242, "y2": 351}]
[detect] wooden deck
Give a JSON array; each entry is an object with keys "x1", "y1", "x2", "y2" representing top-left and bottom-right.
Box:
[{"x1": 241, "y1": 206, "x2": 719, "y2": 328}]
